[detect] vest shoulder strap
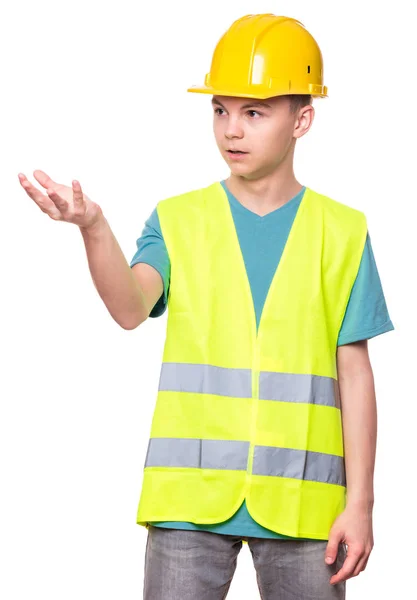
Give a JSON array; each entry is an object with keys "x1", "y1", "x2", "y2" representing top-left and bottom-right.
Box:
[{"x1": 156, "y1": 183, "x2": 367, "y2": 246}]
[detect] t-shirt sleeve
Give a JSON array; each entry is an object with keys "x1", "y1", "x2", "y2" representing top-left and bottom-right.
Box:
[
  {"x1": 337, "y1": 231, "x2": 394, "y2": 345},
  {"x1": 129, "y1": 206, "x2": 171, "y2": 318}
]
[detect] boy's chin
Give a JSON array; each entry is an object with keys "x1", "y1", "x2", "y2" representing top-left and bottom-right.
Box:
[{"x1": 228, "y1": 162, "x2": 256, "y2": 176}]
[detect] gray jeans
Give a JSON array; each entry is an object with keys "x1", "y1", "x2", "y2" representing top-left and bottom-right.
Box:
[{"x1": 143, "y1": 525, "x2": 347, "y2": 599}]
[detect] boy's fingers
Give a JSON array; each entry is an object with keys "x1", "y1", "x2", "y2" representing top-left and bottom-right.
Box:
[
  {"x1": 72, "y1": 180, "x2": 84, "y2": 206},
  {"x1": 19, "y1": 174, "x2": 62, "y2": 218},
  {"x1": 46, "y1": 188, "x2": 69, "y2": 212},
  {"x1": 352, "y1": 555, "x2": 367, "y2": 577},
  {"x1": 19, "y1": 174, "x2": 49, "y2": 204},
  {"x1": 329, "y1": 549, "x2": 362, "y2": 585},
  {"x1": 33, "y1": 169, "x2": 60, "y2": 191}
]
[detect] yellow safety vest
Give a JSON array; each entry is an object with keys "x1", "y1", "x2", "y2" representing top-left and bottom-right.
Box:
[{"x1": 136, "y1": 181, "x2": 367, "y2": 540}]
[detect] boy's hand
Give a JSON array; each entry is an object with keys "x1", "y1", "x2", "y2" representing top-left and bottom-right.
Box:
[
  {"x1": 325, "y1": 505, "x2": 374, "y2": 585},
  {"x1": 18, "y1": 169, "x2": 103, "y2": 231}
]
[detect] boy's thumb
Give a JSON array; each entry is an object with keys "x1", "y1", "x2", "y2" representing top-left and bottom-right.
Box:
[{"x1": 325, "y1": 537, "x2": 340, "y2": 564}]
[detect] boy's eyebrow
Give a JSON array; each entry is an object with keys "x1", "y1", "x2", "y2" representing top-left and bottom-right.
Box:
[{"x1": 211, "y1": 97, "x2": 273, "y2": 110}]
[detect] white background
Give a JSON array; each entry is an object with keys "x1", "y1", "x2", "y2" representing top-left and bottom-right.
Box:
[{"x1": 2, "y1": 1, "x2": 414, "y2": 598}]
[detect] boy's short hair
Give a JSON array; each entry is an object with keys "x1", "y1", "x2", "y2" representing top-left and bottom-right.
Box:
[{"x1": 287, "y1": 94, "x2": 313, "y2": 114}]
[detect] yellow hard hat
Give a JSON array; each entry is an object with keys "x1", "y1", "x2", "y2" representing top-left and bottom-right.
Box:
[{"x1": 187, "y1": 14, "x2": 327, "y2": 99}]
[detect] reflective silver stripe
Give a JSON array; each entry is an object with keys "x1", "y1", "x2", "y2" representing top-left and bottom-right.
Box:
[
  {"x1": 259, "y1": 372, "x2": 340, "y2": 408},
  {"x1": 159, "y1": 363, "x2": 340, "y2": 408},
  {"x1": 252, "y1": 445, "x2": 346, "y2": 486},
  {"x1": 145, "y1": 438, "x2": 250, "y2": 470},
  {"x1": 144, "y1": 438, "x2": 345, "y2": 486},
  {"x1": 158, "y1": 362, "x2": 252, "y2": 398}
]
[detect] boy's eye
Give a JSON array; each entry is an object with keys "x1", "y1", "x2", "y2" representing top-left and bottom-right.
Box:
[{"x1": 214, "y1": 108, "x2": 261, "y2": 117}]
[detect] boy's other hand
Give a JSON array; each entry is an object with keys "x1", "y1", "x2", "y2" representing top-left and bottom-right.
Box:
[{"x1": 18, "y1": 169, "x2": 103, "y2": 231}]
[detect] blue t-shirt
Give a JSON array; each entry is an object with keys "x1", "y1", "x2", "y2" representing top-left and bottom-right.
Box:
[{"x1": 130, "y1": 181, "x2": 394, "y2": 540}]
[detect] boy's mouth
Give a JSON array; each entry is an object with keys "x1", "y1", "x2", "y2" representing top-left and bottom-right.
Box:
[{"x1": 227, "y1": 149, "x2": 249, "y2": 160}]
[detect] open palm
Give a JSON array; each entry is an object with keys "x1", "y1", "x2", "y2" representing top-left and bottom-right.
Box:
[{"x1": 18, "y1": 169, "x2": 103, "y2": 229}]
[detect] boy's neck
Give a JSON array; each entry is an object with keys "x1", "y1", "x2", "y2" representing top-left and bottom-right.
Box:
[{"x1": 224, "y1": 172, "x2": 304, "y2": 217}]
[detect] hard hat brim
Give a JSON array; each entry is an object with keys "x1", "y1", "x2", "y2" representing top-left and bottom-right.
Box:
[{"x1": 187, "y1": 84, "x2": 328, "y2": 99}]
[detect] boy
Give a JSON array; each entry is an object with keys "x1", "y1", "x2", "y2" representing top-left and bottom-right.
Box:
[{"x1": 18, "y1": 13, "x2": 394, "y2": 600}]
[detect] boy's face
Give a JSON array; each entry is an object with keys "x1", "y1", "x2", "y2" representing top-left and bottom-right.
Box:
[{"x1": 211, "y1": 94, "x2": 313, "y2": 179}]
